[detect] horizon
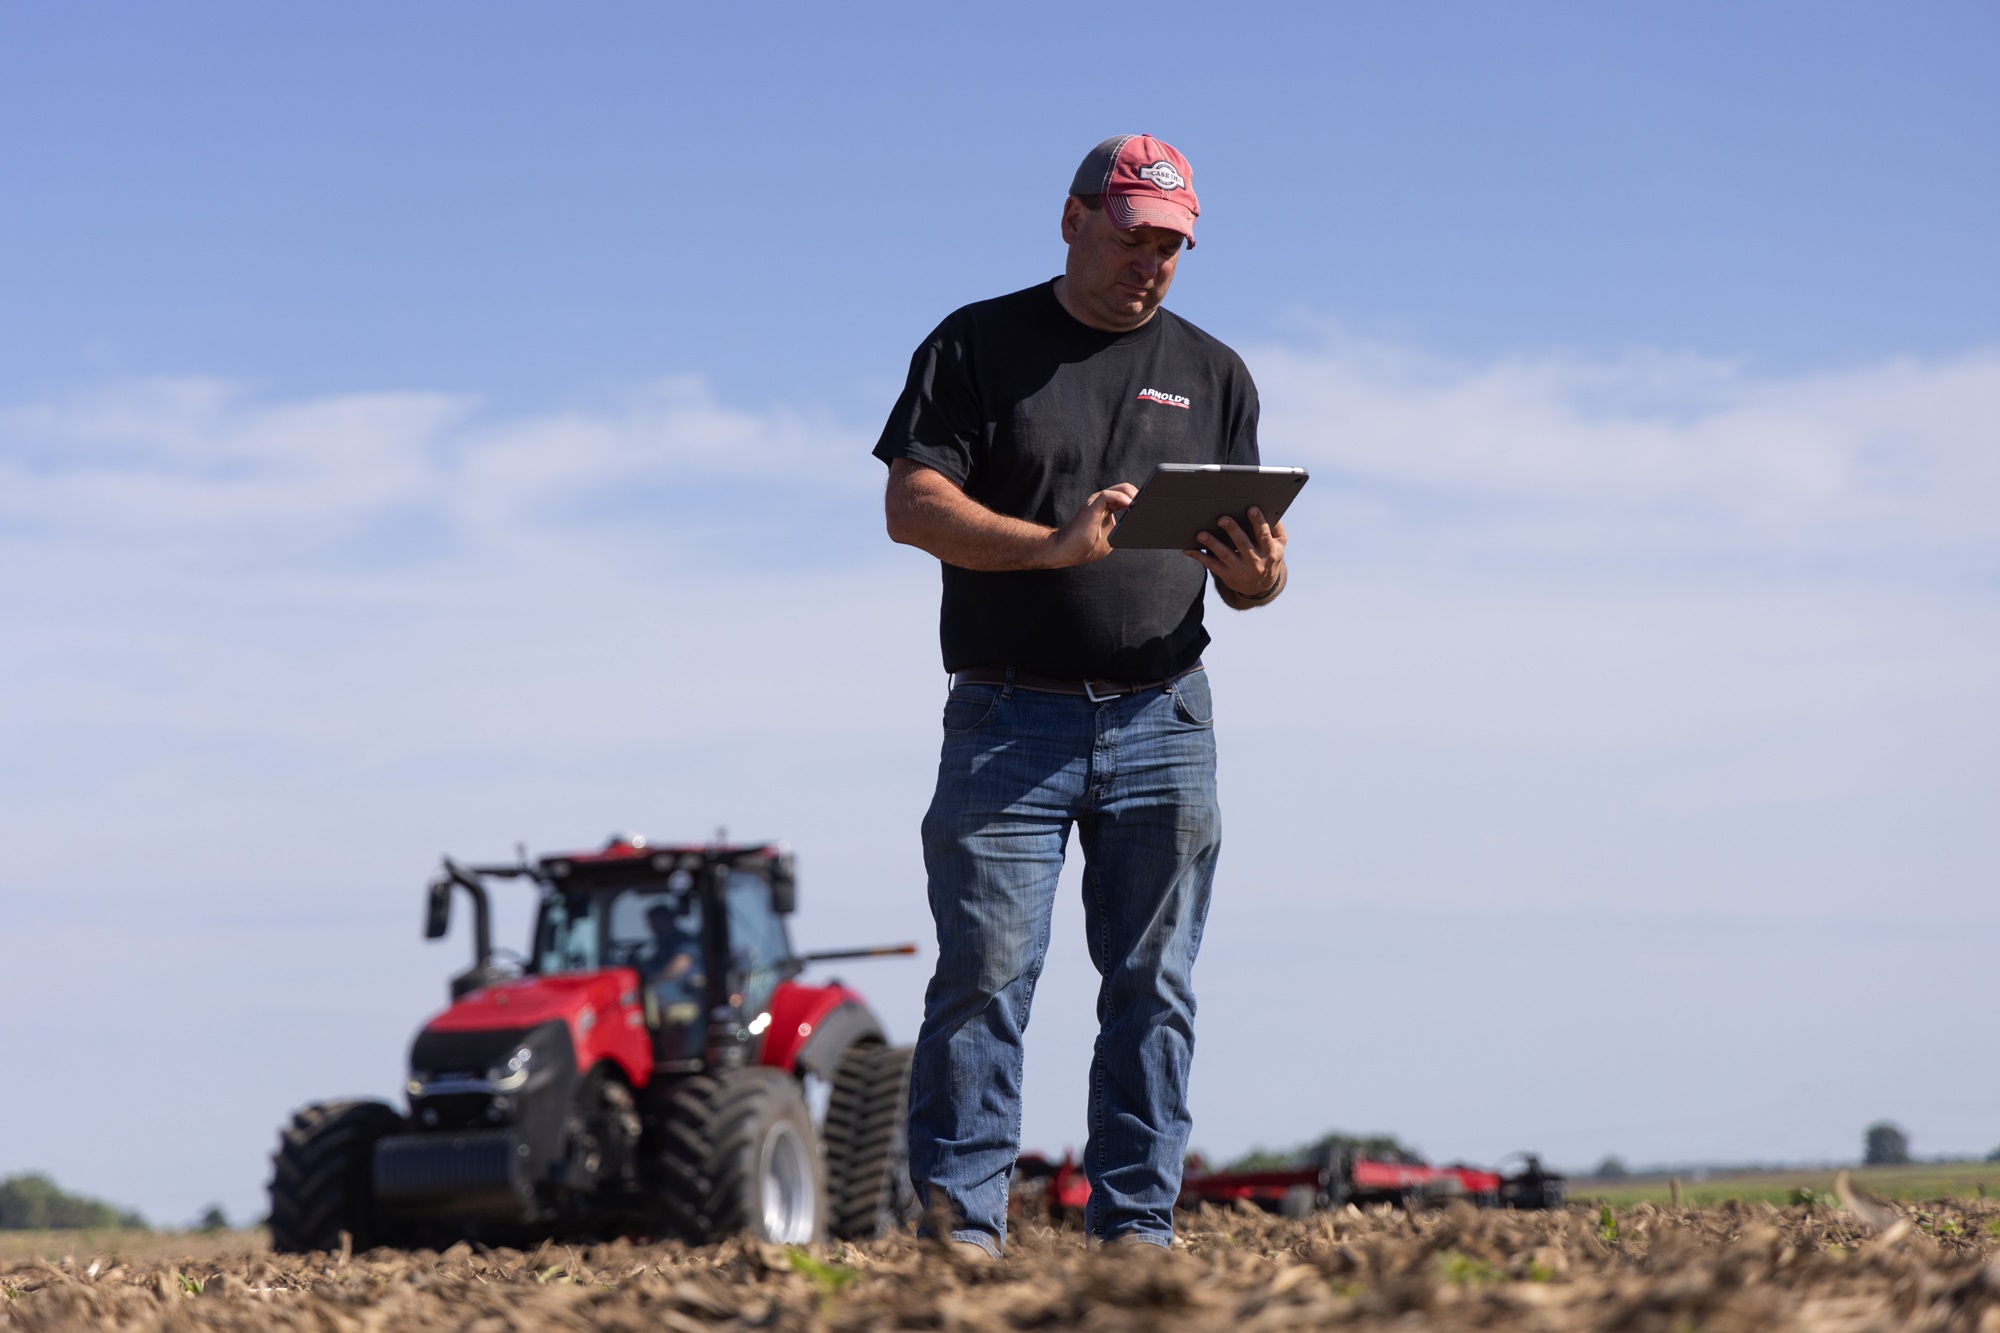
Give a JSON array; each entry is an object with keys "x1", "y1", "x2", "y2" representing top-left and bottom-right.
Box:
[{"x1": 11, "y1": 1138, "x2": 1994, "y2": 1233}]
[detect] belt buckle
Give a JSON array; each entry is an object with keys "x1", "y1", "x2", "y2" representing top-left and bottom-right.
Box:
[{"x1": 1083, "y1": 678, "x2": 1120, "y2": 703}]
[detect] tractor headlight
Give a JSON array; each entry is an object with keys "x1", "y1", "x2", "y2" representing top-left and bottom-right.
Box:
[{"x1": 486, "y1": 1045, "x2": 534, "y2": 1091}]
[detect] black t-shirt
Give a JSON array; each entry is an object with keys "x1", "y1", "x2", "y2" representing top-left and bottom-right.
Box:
[{"x1": 874, "y1": 279, "x2": 1260, "y2": 680}]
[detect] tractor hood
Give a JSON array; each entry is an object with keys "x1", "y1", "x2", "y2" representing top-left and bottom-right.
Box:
[
  {"x1": 419, "y1": 969, "x2": 653, "y2": 1087},
  {"x1": 384, "y1": 968, "x2": 656, "y2": 1223}
]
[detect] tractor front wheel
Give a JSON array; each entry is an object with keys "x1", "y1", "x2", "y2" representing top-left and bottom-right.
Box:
[
  {"x1": 267, "y1": 1101, "x2": 405, "y2": 1254},
  {"x1": 652, "y1": 1067, "x2": 825, "y2": 1244}
]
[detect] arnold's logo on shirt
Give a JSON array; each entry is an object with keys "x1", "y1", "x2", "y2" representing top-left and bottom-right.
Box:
[
  {"x1": 1136, "y1": 387, "x2": 1191, "y2": 410},
  {"x1": 1137, "y1": 160, "x2": 1186, "y2": 192}
]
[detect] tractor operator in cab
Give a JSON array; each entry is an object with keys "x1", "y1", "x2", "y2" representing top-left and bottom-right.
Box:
[
  {"x1": 641, "y1": 901, "x2": 703, "y2": 1013},
  {"x1": 874, "y1": 135, "x2": 1286, "y2": 1259}
]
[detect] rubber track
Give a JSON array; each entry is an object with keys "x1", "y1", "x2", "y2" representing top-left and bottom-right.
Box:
[
  {"x1": 267, "y1": 1101, "x2": 405, "y2": 1253},
  {"x1": 822, "y1": 1043, "x2": 913, "y2": 1239},
  {"x1": 651, "y1": 1067, "x2": 814, "y2": 1243}
]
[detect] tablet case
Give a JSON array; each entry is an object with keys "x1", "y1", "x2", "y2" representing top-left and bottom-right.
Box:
[{"x1": 1108, "y1": 464, "x2": 1309, "y2": 550}]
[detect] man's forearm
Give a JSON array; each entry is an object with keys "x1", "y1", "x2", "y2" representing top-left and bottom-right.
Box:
[{"x1": 886, "y1": 467, "x2": 1062, "y2": 570}]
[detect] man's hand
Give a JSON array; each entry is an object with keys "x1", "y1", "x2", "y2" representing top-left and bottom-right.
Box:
[
  {"x1": 1187, "y1": 507, "x2": 1287, "y2": 608},
  {"x1": 1045, "y1": 482, "x2": 1138, "y2": 567}
]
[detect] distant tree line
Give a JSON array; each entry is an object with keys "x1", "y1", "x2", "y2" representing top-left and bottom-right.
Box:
[
  {"x1": 1854, "y1": 1122, "x2": 2000, "y2": 1165},
  {"x1": 1220, "y1": 1131, "x2": 1422, "y2": 1173},
  {"x1": 1220, "y1": 1120, "x2": 1997, "y2": 1182},
  {"x1": 0, "y1": 1174, "x2": 147, "y2": 1231}
]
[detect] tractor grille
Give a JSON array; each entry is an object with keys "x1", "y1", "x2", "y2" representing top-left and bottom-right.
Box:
[
  {"x1": 413, "y1": 1090, "x2": 502, "y2": 1130},
  {"x1": 373, "y1": 1130, "x2": 534, "y2": 1221},
  {"x1": 409, "y1": 1025, "x2": 531, "y2": 1081}
]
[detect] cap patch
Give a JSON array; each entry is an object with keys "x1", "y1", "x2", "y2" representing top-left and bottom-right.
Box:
[{"x1": 1137, "y1": 160, "x2": 1186, "y2": 192}]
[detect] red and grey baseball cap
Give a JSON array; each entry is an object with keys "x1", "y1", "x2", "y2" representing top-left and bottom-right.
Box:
[{"x1": 1070, "y1": 134, "x2": 1200, "y2": 246}]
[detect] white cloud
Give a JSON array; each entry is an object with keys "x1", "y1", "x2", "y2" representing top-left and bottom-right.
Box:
[
  {"x1": 0, "y1": 375, "x2": 870, "y2": 563},
  {"x1": 1257, "y1": 341, "x2": 2000, "y2": 568},
  {"x1": 2, "y1": 341, "x2": 1996, "y2": 1222},
  {"x1": 8, "y1": 343, "x2": 1994, "y2": 577}
]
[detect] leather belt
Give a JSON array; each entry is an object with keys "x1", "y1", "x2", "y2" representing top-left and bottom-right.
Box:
[{"x1": 950, "y1": 664, "x2": 1202, "y2": 703}]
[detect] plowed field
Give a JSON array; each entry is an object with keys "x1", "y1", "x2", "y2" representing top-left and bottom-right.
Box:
[{"x1": 6, "y1": 1199, "x2": 1999, "y2": 1331}]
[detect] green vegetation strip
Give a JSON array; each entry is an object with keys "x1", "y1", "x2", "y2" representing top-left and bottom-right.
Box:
[{"x1": 1574, "y1": 1164, "x2": 2000, "y2": 1208}]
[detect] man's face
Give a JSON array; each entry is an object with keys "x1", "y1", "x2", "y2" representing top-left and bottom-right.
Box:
[{"x1": 1059, "y1": 196, "x2": 1184, "y2": 332}]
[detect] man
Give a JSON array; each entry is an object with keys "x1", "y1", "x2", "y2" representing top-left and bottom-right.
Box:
[
  {"x1": 873, "y1": 134, "x2": 1287, "y2": 1258},
  {"x1": 641, "y1": 900, "x2": 702, "y2": 1010}
]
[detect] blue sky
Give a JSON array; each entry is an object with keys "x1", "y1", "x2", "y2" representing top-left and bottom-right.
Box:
[
  {"x1": 4, "y1": 3, "x2": 1995, "y2": 414},
  {"x1": 2, "y1": 4, "x2": 1996, "y2": 1226}
]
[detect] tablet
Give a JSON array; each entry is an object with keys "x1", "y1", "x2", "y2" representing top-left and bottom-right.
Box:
[{"x1": 1108, "y1": 464, "x2": 1309, "y2": 550}]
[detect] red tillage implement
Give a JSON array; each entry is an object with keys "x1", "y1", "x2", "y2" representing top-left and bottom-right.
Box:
[{"x1": 1015, "y1": 1148, "x2": 1563, "y2": 1220}]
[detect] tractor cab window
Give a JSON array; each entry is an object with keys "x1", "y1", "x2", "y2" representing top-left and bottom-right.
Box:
[
  {"x1": 607, "y1": 888, "x2": 707, "y2": 1015},
  {"x1": 723, "y1": 867, "x2": 790, "y2": 1018},
  {"x1": 533, "y1": 891, "x2": 600, "y2": 974}
]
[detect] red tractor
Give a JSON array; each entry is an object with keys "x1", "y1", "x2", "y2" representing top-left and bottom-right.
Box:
[{"x1": 267, "y1": 836, "x2": 916, "y2": 1252}]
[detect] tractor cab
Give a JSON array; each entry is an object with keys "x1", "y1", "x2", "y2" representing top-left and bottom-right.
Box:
[
  {"x1": 422, "y1": 835, "x2": 807, "y2": 1073},
  {"x1": 525, "y1": 838, "x2": 797, "y2": 1069}
]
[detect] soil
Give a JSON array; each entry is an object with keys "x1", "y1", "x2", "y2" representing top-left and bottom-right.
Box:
[{"x1": 5, "y1": 1199, "x2": 1999, "y2": 1331}]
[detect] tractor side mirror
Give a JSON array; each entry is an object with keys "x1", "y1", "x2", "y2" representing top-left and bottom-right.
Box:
[
  {"x1": 769, "y1": 851, "x2": 797, "y2": 915},
  {"x1": 424, "y1": 879, "x2": 452, "y2": 939}
]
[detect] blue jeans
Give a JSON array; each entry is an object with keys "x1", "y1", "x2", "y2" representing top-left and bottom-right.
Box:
[{"x1": 906, "y1": 668, "x2": 1221, "y2": 1253}]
